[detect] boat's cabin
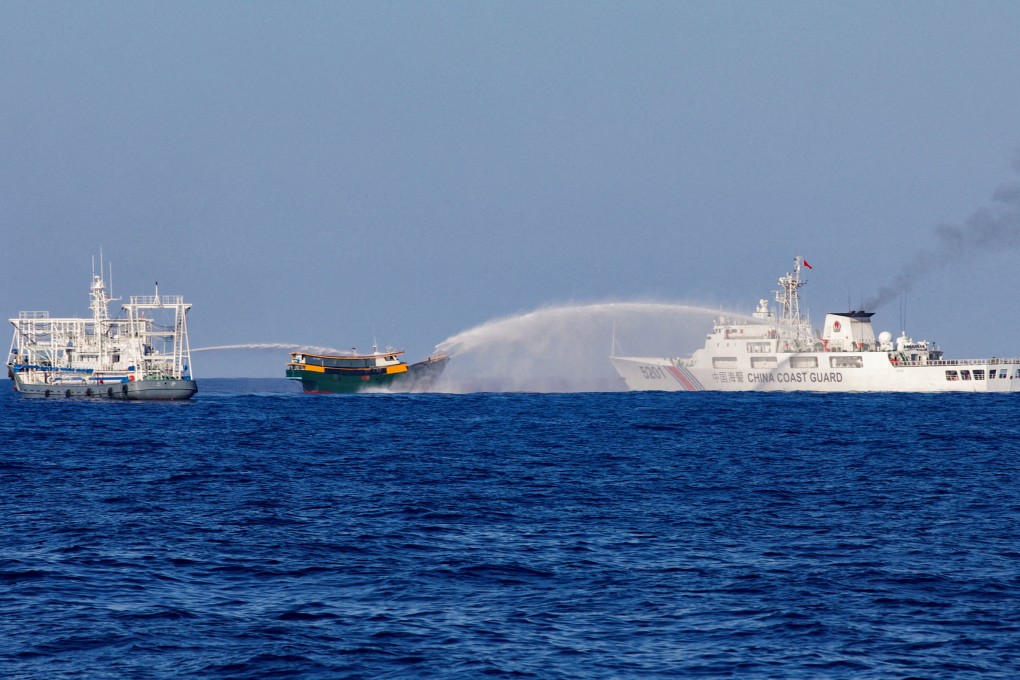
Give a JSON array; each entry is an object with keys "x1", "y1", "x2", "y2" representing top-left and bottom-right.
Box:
[{"x1": 290, "y1": 350, "x2": 405, "y2": 369}]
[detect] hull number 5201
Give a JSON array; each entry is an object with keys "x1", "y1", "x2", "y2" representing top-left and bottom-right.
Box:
[{"x1": 640, "y1": 365, "x2": 667, "y2": 380}]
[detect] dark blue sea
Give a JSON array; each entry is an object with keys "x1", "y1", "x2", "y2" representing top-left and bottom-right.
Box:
[{"x1": 2, "y1": 379, "x2": 1019, "y2": 678}]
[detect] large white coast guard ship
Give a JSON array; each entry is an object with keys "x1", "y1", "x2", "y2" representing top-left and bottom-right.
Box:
[
  {"x1": 611, "y1": 256, "x2": 1020, "y2": 392},
  {"x1": 7, "y1": 262, "x2": 197, "y2": 400}
]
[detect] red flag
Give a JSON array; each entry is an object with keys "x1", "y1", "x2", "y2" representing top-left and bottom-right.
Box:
[{"x1": 802, "y1": 259, "x2": 813, "y2": 269}]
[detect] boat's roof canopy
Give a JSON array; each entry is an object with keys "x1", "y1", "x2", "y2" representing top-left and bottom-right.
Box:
[{"x1": 291, "y1": 350, "x2": 404, "y2": 360}]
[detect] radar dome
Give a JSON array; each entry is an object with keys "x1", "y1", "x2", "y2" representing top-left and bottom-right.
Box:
[{"x1": 878, "y1": 331, "x2": 893, "y2": 344}]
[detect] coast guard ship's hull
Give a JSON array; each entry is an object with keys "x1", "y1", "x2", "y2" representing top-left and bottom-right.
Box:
[
  {"x1": 612, "y1": 355, "x2": 1020, "y2": 392},
  {"x1": 612, "y1": 256, "x2": 1020, "y2": 393}
]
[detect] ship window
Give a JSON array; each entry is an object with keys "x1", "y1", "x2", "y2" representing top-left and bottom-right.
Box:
[
  {"x1": 747, "y1": 342, "x2": 771, "y2": 353},
  {"x1": 325, "y1": 358, "x2": 370, "y2": 368},
  {"x1": 712, "y1": 357, "x2": 738, "y2": 368},
  {"x1": 829, "y1": 356, "x2": 863, "y2": 368},
  {"x1": 945, "y1": 370, "x2": 958, "y2": 381},
  {"x1": 790, "y1": 356, "x2": 818, "y2": 369},
  {"x1": 1000, "y1": 369, "x2": 1008, "y2": 378},
  {"x1": 961, "y1": 370, "x2": 972, "y2": 380},
  {"x1": 989, "y1": 370, "x2": 997, "y2": 379},
  {"x1": 973, "y1": 369, "x2": 985, "y2": 380},
  {"x1": 750, "y1": 356, "x2": 777, "y2": 369}
]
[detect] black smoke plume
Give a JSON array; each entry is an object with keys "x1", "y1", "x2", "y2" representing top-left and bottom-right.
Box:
[{"x1": 864, "y1": 153, "x2": 1020, "y2": 310}]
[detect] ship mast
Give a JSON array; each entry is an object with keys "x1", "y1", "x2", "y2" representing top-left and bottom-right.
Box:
[
  {"x1": 775, "y1": 255, "x2": 807, "y2": 327},
  {"x1": 89, "y1": 271, "x2": 112, "y2": 321}
]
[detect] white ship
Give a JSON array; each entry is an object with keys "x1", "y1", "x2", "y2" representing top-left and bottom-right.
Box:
[
  {"x1": 7, "y1": 263, "x2": 197, "y2": 400},
  {"x1": 611, "y1": 256, "x2": 1020, "y2": 392}
]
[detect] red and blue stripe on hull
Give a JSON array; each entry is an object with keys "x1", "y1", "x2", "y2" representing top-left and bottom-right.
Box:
[{"x1": 664, "y1": 364, "x2": 704, "y2": 391}]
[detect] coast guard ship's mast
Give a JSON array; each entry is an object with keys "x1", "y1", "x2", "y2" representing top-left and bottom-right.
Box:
[{"x1": 776, "y1": 256, "x2": 807, "y2": 327}]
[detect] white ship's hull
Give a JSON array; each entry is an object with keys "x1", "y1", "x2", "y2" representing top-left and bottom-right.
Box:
[
  {"x1": 611, "y1": 354, "x2": 1020, "y2": 393},
  {"x1": 11, "y1": 374, "x2": 198, "y2": 400}
]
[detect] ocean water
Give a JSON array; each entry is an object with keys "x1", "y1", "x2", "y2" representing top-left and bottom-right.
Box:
[{"x1": 2, "y1": 380, "x2": 1019, "y2": 678}]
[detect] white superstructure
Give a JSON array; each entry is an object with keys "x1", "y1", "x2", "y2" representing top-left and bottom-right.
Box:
[
  {"x1": 611, "y1": 256, "x2": 1020, "y2": 392},
  {"x1": 7, "y1": 263, "x2": 197, "y2": 399}
]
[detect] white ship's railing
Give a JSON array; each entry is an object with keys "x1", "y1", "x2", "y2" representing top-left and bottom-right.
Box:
[
  {"x1": 128, "y1": 294, "x2": 185, "y2": 306},
  {"x1": 895, "y1": 358, "x2": 1020, "y2": 367},
  {"x1": 121, "y1": 296, "x2": 193, "y2": 379},
  {"x1": 10, "y1": 311, "x2": 193, "y2": 380}
]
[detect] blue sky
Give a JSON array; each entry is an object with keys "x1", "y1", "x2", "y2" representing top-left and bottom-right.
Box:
[{"x1": 3, "y1": 2, "x2": 1020, "y2": 378}]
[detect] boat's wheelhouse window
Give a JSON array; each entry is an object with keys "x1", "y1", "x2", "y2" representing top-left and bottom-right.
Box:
[
  {"x1": 973, "y1": 369, "x2": 985, "y2": 380},
  {"x1": 945, "y1": 370, "x2": 959, "y2": 381},
  {"x1": 712, "y1": 357, "x2": 738, "y2": 368},
  {"x1": 790, "y1": 356, "x2": 818, "y2": 369},
  {"x1": 321, "y1": 357, "x2": 373, "y2": 368},
  {"x1": 961, "y1": 370, "x2": 972, "y2": 380},
  {"x1": 750, "y1": 356, "x2": 777, "y2": 369},
  {"x1": 829, "y1": 356, "x2": 863, "y2": 368}
]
